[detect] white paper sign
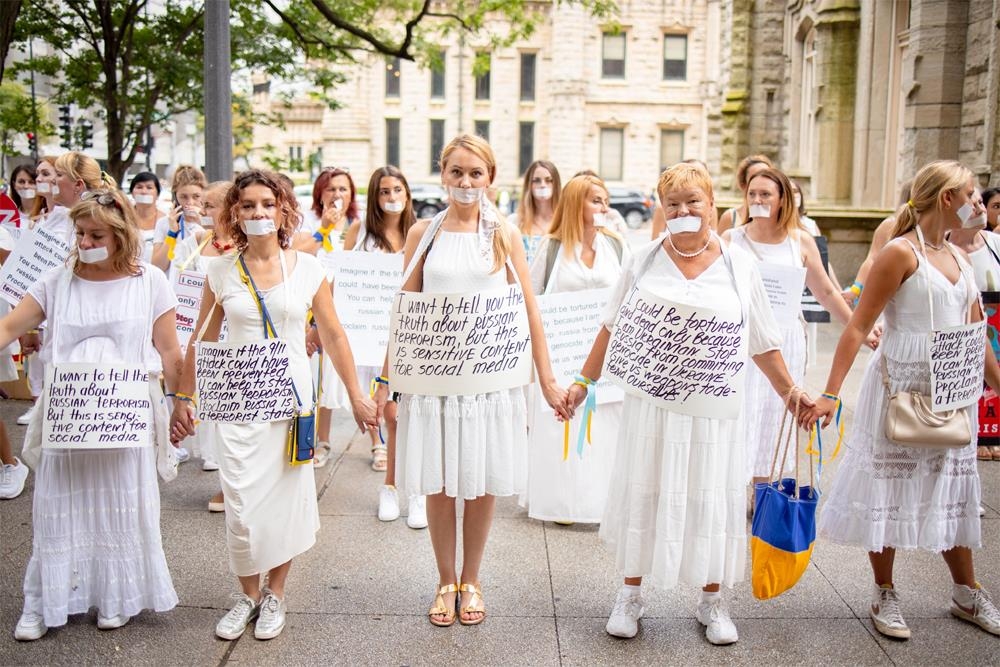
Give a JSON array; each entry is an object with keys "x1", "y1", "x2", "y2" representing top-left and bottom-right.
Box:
[
  {"x1": 1, "y1": 222, "x2": 21, "y2": 243},
  {"x1": 757, "y1": 262, "x2": 807, "y2": 327},
  {"x1": 0, "y1": 225, "x2": 72, "y2": 306},
  {"x1": 174, "y1": 269, "x2": 206, "y2": 349},
  {"x1": 537, "y1": 288, "x2": 623, "y2": 405},
  {"x1": 930, "y1": 320, "x2": 987, "y2": 411},
  {"x1": 196, "y1": 339, "x2": 296, "y2": 423},
  {"x1": 43, "y1": 363, "x2": 151, "y2": 449},
  {"x1": 604, "y1": 287, "x2": 748, "y2": 418},
  {"x1": 331, "y1": 251, "x2": 404, "y2": 366},
  {"x1": 388, "y1": 284, "x2": 532, "y2": 396}
]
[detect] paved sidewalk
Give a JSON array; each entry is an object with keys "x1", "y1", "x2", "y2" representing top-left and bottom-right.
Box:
[{"x1": 1, "y1": 324, "x2": 998, "y2": 666}]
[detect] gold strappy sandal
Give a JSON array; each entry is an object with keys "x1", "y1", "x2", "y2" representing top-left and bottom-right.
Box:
[
  {"x1": 458, "y1": 582, "x2": 486, "y2": 626},
  {"x1": 428, "y1": 583, "x2": 459, "y2": 627}
]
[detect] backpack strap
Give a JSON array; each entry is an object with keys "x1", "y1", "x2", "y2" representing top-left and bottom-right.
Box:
[{"x1": 543, "y1": 238, "x2": 561, "y2": 292}]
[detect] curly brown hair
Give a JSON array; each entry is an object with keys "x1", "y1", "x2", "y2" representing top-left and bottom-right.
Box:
[{"x1": 224, "y1": 169, "x2": 299, "y2": 251}]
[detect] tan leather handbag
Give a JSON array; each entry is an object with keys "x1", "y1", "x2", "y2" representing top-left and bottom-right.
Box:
[{"x1": 881, "y1": 356, "x2": 971, "y2": 448}]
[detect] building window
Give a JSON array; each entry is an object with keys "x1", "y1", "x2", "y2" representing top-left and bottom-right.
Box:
[
  {"x1": 386, "y1": 118, "x2": 400, "y2": 166},
  {"x1": 599, "y1": 127, "x2": 624, "y2": 181},
  {"x1": 474, "y1": 120, "x2": 490, "y2": 142},
  {"x1": 798, "y1": 28, "x2": 816, "y2": 170},
  {"x1": 659, "y1": 129, "x2": 685, "y2": 171},
  {"x1": 520, "y1": 53, "x2": 536, "y2": 101},
  {"x1": 663, "y1": 35, "x2": 687, "y2": 80},
  {"x1": 474, "y1": 54, "x2": 491, "y2": 100},
  {"x1": 288, "y1": 145, "x2": 303, "y2": 171},
  {"x1": 431, "y1": 50, "x2": 446, "y2": 99},
  {"x1": 602, "y1": 32, "x2": 626, "y2": 78},
  {"x1": 519, "y1": 122, "x2": 534, "y2": 176},
  {"x1": 385, "y1": 57, "x2": 401, "y2": 98},
  {"x1": 430, "y1": 119, "x2": 445, "y2": 174}
]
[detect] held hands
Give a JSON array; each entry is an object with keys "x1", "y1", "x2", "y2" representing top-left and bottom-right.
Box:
[
  {"x1": 809, "y1": 395, "x2": 839, "y2": 429},
  {"x1": 350, "y1": 395, "x2": 379, "y2": 434},
  {"x1": 783, "y1": 387, "x2": 818, "y2": 431},
  {"x1": 864, "y1": 325, "x2": 882, "y2": 350},
  {"x1": 542, "y1": 379, "x2": 571, "y2": 421},
  {"x1": 169, "y1": 400, "x2": 197, "y2": 444},
  {"x1": 305, "y1": 327, "x2": 322, "y2": 356},
  {"x1": 565, "y1": 382, "x2": 588, "y2": 419},
  {"x1": 19, "y1": 332, "x2": 41, "y2": 355}
]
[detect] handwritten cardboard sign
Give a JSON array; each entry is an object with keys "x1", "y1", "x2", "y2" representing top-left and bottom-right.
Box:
[
  {"x1": 388, "y1": 284, "x2": 532, "y2": 396},
  {"x1": 196, "y1": 339, "x2": 296, "y2": 423},
  {"x1": 174, "y1": 269, "x2": 207, "y2": 348},
  {"x1": 604, "y1": 286, "x2": 748, "y2": 419},
  {"x1": 43, "y1": 363, "x2": 151, "y2": 449},
  {"x1": 330, "y1": 251, "x2": 403, "y2": 366},
  {"x1": 930, "y1": 320, "x2": 986, "y2": 411},
  {"x1": 757, "y1": 262, "x2": 807, "y2": 327},
  {"x1": 537, "y1": 288, "x2": 623, "y2": 404},
  {"x1": 0, "y1": 225, "x2": 73, "y2": 306}
]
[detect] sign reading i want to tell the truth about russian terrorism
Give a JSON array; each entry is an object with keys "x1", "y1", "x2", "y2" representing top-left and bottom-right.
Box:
[
  {"x1": 195, "y1": 339, "x2": 296, "y2": 423},
  {"x1": 43, "y1": 364, "x2": 152, "y2": 449},
  {"x1": 388, "y1": 284, "x2": 532, "y2": 396},
  {"x1": 604, "y1": 287, "x2": 748, "y2": 419}
]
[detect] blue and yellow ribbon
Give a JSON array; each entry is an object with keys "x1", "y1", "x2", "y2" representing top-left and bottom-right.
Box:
[
  {"x1": 165, "y1": 229, "x2": 178, "y2": 261},
  {"x1": 562, "y1": 375, "x2": 597, "y2": 461},
  {"x1": 313, "y1": 225, "x2": 335, "y2": 252},
  {"x1": 806, "y1": 397, "x2": 844, "y2": 479}
]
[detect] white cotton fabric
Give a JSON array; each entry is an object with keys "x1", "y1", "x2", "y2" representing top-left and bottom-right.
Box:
[
  {"x1": 818, "y1": 240, "x2": 982, "y2": 552},
  {"x1": 0, "y1": 226, "x2": 18, "y2": 381},
  {"x1": 20, "y1": 264, "x2": 178, "y2": 628},
  {"x1": 153, "y1": 215, "x2": 206, "y2": 280},
  {"x1": 396, "y1": 227, "x2": 529, "y2": 499},
  {"x1": 598, "y1": 239, "x2": 782, "y2": 588},
  {"x1": 964, "y1": 231, "x2": 1000, "y2": 291},
  {"x1": 519, "y1": 235, "x2": 627, "y2": 522},
  {"x1": 204, "y1": 252, "x2": 326, "y2": 576},
  {"x1": 729, "y1": 227, "x2": 807, "y2": 479}
]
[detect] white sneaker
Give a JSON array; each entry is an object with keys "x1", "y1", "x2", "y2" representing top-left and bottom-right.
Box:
[
  {"x1": 215, "y1": 593, "x2": 260, "y2": 640},
  {"x1": 202, "y1": 459, "x2": 219, "y2": 472},
  {"x1": 14, "y1": 611, "x2": 46, "y2": 641},
  {"x1": 606, "y1": 586, "x2": 644, "y2": 638},
  {"x1": 254, "y1": 590, "x2": 286, "y2": 640},
  {"x1": 979, "y1": 504, "x2": 986, "y2": 517},
  {"x1": 696, "y1": 594, "x2": 738, "y2": 645},
  {"x1": 0, "y1": 457, "x2": 30, "y2": 499},
  {"x1": 870, "y1": 585, "x2": 910, "y2": 639},
  {"x1": 951, "y1": 585, "x2": 1000, "y2": 636},
  {"x1": 16, "y1": 404, "x2": 36, "y2": 426},
  {"x1": 406, "y1": 495, "x2": 428, "y2": 529},
  {"x1": 378, "y1": 485, "x2": 400, "y2": 522},
  {"x1": 97, "y1": 613, "x2": 130, "y2": 630},
  {"x1": 175, "y1": 447, "x2": 190, "y2": 463}
]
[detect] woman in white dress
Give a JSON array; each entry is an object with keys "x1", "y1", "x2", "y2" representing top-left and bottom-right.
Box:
[
  {"x1": 723, "y1": 167, "x2": 877, "y2": 486},
  {"x1": 128, "y1": 172, "x2": 165, "y2": 263},
  {"x1": 567, "y1": 163, "x2": 811, "y2": 645},
  {"x1": 373, "y1": 134, "x2": 569, "y2": 627},
  {"x1": 717, "y1": 154, "x2": 773, "y2": 233},
  {"x1": 170, "y1": 170, "x2": 377, "y2": 642},
  {"x1": 812, "y1": 160, "x2": 1000, "y2": 640},
  {"x1": 150, "y1": 165, "x2": 207, "y2": 280},
  {"x1": 508, "y1": 160, "x2": 561, "y2": 264},
  {"x1": 1, "y1": 188, "x2": 183, "y2": 640},
  {"x1": 521, "y1": 173, "x2": 628, "y2": 523}
]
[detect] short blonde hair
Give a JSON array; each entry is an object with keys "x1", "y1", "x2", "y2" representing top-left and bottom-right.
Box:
[
  {"x1": 68, "y1": 189, "x2": 142, "y2": 276},
  {"x1": 657, "y1": 163, "x2": 717, "y2": 229}
]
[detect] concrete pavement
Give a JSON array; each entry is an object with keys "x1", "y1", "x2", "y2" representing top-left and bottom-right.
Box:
[{"x1": 1, "y1": 325, "x2": 999, "y2": 666}]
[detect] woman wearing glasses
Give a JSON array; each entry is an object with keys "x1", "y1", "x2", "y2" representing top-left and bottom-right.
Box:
[{"x1": 2, "y1": 188, "x2": 183, "y2": 640}]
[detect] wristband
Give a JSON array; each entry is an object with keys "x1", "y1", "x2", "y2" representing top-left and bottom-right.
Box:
[
  {"x1": 848, "y1": 281, "x2": 862, "y2": 296},
  {"x1": 375, "y1": 376, "x2": 389, "y2": 387},
  {"x1": 174, "y1": 392, "x2": 197, "y2": 407},
  {"x1": 167, "y1": 230, "x2": 179, "y2": 239},
  {"x1": 821, "y1": 392, "x2": 840, "y2": 402},
  {"x1": 573, "y1": 374, "x2": 595, "y2": 389},
  {"x1": 26, "y1": 329, "x2": 39, "y2": 335}
]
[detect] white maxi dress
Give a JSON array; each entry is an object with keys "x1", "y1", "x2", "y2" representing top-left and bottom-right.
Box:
[
  {"x1": 396, "y1": 223, "x2": 529, "y2": 499},
  {"x1": 204, "y1": 252, "x2": 325, "y2": 576},
  {"x1": 519, "y1": 234, "x2": 627, "y2": 522},
  {"x1": 21, "y1": 264, "x2": 179, "y2": 627},
  {"x1": 598, "y1": 238, "x2": 782, "y2": 589},
  {"x1": 818, "y1": 240, "x2": 981, "y2": 551}
]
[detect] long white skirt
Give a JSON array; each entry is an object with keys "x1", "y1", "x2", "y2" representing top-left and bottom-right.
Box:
[
  {"x1": 216, "y1": 420, "x2": 320, "y2": 576},
  {"x1": 317, "y1": 352, "x2": 350, "y2": 410},
  {"x1": 21, "y1": 447, "x2": 178, "y2": 627},
  {"x1": 520, "y1": 388, "x2": 620, "y2": 523},
  {"x1": 396, "y1": 388, "x2": 528, "y2": 500},
  {"x1": 599, "y1": 395, "x2": 747, "y2": 589}
]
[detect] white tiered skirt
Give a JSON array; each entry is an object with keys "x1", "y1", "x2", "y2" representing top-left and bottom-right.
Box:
[
  {"x1": 396, "y1": 388, "x2": 528, "y2": 499},
  {"x1": 599, "y1": 395, "x2": 747, "y2": 589}
]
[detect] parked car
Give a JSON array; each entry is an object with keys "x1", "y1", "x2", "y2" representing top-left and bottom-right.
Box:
[
  {"x1": 409, "y1": 183, "x2": 449, "y2": 219},
  {"x1": 608, "y1": 187, "x2": 654, "y2": 229}
]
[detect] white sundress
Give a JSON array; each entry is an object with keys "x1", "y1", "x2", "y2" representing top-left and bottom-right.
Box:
[
  {"x1": 598, "y1": 238, "x2": 782, "y2": 589},
  {"x1": 518, "y1": 234, "x2": 628, "y2": 523},
  {"x1": 20, "y1": 264, "x2": 179, "y2": 627},
  {"x1": 729, "y1": 227, "x2": 808, "y2": 479},
  {"x1": 395, "y1": 224, "x2": 529, "y2": 500},
  {"x1": 818, "y1": 239, "x2": 981, "y2": 552}
]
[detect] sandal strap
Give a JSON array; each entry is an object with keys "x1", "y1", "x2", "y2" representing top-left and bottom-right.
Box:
[
  {"x1": 428, "y1": 583, "x2": 460, "y2": 617},
  {"x1": 458, "y1": 582, "x2": 485, "y2": 614}
]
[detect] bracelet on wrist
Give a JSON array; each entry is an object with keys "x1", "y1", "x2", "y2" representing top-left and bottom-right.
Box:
[
  {"x1": 573, "y1": 374, "x2": 595, "y2": 388},
  {"x1": 174, "y1": 392, "x2": 197, "y2": 406},
  {"x1": 821, "y1": 392, "x2": 840, "y2": 402},
  {"x1": 167, "y1": 230, "x2": 179, "y2": 239},
  {"x1": 374, "y1": 376, "x2": 389, "y2": 387}
]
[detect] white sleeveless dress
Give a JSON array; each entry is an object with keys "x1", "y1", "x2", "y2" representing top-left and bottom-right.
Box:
[
  {"x1": 729, "y1": 227, "x2": 807, "y2": 479},
  {"x1": 395, "y1": 230, "x2": 529, "y2": 499},
  {"x1": 818, "y1": 240, "x2": 981, "y2": 551}
]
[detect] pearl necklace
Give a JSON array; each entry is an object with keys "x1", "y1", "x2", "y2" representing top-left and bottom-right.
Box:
[{"x1": 668, "y1": 233, "x2": 713, "y2": 258}]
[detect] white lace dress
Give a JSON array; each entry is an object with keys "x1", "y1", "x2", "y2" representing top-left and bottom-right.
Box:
[
  {"x1": 599, "y1": 240, "x2": 782, "y2": 588},
  {"x1": 395, "y1": 230, "x2": 529, "y2": 499},
  {"x1": 729, "y1": 227, "x2": 807, "y2": 479},
  {"x1": 518, "y1": 234, "x2": 627, "y2": 522},
  {"x1": 818, "y1": 241, "x2": 981, "y2": 551},
  {"x1": 21, "y1": 265, "x2": 178, "y2": 627}
]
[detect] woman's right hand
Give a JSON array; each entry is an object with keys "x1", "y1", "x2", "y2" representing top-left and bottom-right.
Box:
[
  {"x1": 809, "y1": 395, "x2": 838, "y2": 429},
  {"x1": 374, "y1": 383, "x2": 389, "y2": 423},
  {"x1": 19, "y1": 332, "x2": 41, "y2": 355},
  {"x1": 168, "y1": 205, "x2": 183, "y2": 233},
  {"x1": 170, "y1": 402, "x2": 196, "y2": 444},
  {"x1": 566, "y1": 383, "x2": 587, "y2": 414},
  {"x1": 320, "y1": 203, "x2": 345, "y2": 230}
]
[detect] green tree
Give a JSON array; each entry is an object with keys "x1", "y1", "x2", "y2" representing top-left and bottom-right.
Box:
[{"x1": 0, "y1": 81, "x2": 52, "y2": 156}]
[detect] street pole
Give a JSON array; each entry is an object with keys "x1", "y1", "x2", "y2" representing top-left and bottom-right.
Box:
[
  {"x1": 203, "y1": 0, "x2": 233, "y2": 180},
  {"x1": 28, "y1": 38, "x2": 38, "y2": 161}
]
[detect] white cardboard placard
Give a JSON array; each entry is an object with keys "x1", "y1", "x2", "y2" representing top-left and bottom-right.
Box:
[
  {"x1": 0, "y1": 225, "x2": 72, "y2": 306},
  {"x1": 196, "y1": 339, "x2": 296, "y2": 423},
  {"x1": 930, "y1": 320, "x2": 986, "y2": 411},
  {"x1": 757, "y1": 262, "x2": 807, "y2": 327},
  {"x1": 331, "y1": 251, "x2": 404, "y2": 366}
]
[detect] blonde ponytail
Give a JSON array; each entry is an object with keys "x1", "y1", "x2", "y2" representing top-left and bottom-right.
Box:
[{"x1": 891, "y1": 160, "x2": 973, "y2": 238}]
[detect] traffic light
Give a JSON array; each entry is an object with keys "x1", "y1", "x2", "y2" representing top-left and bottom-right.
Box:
[
  {"x1": 26, "y1": 132, "x2": 37, "y2": 154},
  {"x1": 79, "y1": 120, "x2": 94, "y2": 150},
  {"x1": 58, "y1": 105, "x2": 72, "y2": 150}
]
